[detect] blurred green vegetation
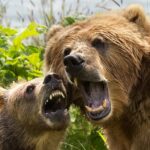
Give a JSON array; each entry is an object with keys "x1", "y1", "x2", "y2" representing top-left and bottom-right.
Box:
[
  {"x1": 0, "y1": 22, "x2": 46, "y2": 86},
  {"x1": 62, "y1": 106, "x2": 107, "y2": 150},
  {"x1": 0, "y1": 18, "x2": 107, "y2": 150}
]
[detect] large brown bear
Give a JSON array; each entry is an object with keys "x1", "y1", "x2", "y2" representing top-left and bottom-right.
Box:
[
  {"x1": 44, "y1": 5, "x2": 150, "y2": 150},
  {"x1": 0, "y1": 73, "x2": 69, "y2": 150}
]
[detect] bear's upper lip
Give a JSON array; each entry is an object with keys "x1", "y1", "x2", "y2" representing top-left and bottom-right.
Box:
[{"x1": 78, "y1": 80, "x2": 111, "y2": 121}]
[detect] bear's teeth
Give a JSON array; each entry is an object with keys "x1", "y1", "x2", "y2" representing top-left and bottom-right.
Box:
[
  {"x1": 60, "y1": 92, "x2": 65, "y2": 98},
  {"x1": 49, "y1": 95, "x2": 52, "y2": 100},
  {"x1": 64, "y1": 109, "x2": 68, "y2": 115},
  {"x1": 74, "y1": 78, "x2": 78, "y2": 87},
  {"x1": 49, "y1": 90, "x2": 65, "y2": 100},
  {"x1": 45, "y1": 99, "x2": 49, "y2": 105},
  {"x1": 102, "y1": 99, "x2": 107, "y2": 108},
  {"x1": 85, "y1": 105, "x2": 104, "y2": 113}
]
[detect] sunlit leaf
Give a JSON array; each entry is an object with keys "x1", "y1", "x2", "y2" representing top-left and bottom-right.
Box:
[
  {"x1": 27, "y1": 53, "x2": 40, "y2": 66},
  {"x1": 13, "y1": 22, "x2": 46, "y2": 49},
  {"x1": 0, "y1": 25, "x2": 17, "y2": 36}
]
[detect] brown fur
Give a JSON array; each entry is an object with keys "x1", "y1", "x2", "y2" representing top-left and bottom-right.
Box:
[
  {"x1": 0, "y1": 78, "x2": 69, "y2": 150},
  {"x1": 44, "y1": 5, "x2": 150, "y2": 150},
  {"x1": 0, "y1": 87, "x2": 6, "y2": 109}
]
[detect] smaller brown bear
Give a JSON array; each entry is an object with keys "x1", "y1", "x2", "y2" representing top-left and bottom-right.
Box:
[{"x1": 0, "y1": 73, "x2": 70, "y2": 150}]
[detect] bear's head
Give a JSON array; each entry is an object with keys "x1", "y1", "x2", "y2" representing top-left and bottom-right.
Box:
[
  {"x1": 0, "y1": 74, "x2": 69, "y2": 132},
  {"x1": 44, "y1": 5, "x2": 150, "y2": 124}
]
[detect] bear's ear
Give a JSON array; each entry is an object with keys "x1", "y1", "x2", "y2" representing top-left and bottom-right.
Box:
[
  {"x1": 123, "y1": 4, "x2": 146, "y2": 27},
  {"x1": 0, "y1": 87, "x2": 7, "y2": 108},
  {"x1": 46, "y1": 25, "x2": 64, "y2": 42}
]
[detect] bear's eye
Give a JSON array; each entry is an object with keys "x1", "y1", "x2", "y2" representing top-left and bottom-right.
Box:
[
  {"x1": 26, "y1": 85, "x2": 35, "y2": 94},
  {"x1": 91, "y1": 38, "x2": 108, "y2": 52}
]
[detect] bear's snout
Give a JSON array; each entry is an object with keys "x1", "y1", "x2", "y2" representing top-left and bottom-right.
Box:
[
  {"x1": 43, "y1": 73, "x2": 62, "y2": 87},
  {"x1": 63, "y1": 54, "x2": 84, "y2": 76},
  {"x1": 64, "y1": 54, "x2": 84, "y2": 68}
]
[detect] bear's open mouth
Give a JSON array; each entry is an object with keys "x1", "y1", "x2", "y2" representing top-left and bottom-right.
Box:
[
  {"x1": 43, "y1": 89, "x2": 67, "y2": 118},
  {"x1": 79, "y1": 80, "x2": 111, "y2": 121}
]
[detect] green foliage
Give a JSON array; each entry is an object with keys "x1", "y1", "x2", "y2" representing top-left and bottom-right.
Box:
[
  {"x1": 0, "y1": 23, "x2": 47, "y2": 86},
  {"x1": 62, "y1": 16, "x2": 86, "y2": 26},
  {"x1": 62, "y1": 17, "x2": 76, "y2": 26},
  {"x1": 61, "y1": 106, "x2": 107, "y2": 150}
]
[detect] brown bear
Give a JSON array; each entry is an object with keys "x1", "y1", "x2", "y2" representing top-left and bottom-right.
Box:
[
  {"x1": 44, "y1": 5, "x2": 150, "y2": 150},
  {"x1": 0, "y1": 73, "x2": 69, "y2": 150}
]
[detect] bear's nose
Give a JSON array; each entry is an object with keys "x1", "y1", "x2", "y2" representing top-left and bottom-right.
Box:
[
  {"x1": 64, "y1": 55, "x2": 84, "y2": 69},
  {"x1": 43, "y1": 73, "x2": 61, "y2": 85}
]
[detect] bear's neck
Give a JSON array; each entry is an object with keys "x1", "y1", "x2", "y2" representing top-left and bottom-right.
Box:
[
  {"x1": 0, "y1": 109, "x2": 65, "y2": 150},
  {"x1": 104, "y1": 105, "x2": 150, "y2": 150},
  {"x1": 103, "y1": 53, "x2": 150, "y2": 150}
]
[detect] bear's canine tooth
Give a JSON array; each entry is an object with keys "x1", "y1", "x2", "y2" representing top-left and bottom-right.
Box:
[
  {"x1": 102, "y1": 99, "x2": 107, "y2": 108},
  {"x1": 57, "y1": 91, "x2": 63, "y2": 97},
  {"x1": 61, "y1": 93, "x2": 65, "y2": 98},
  {"x1": 85, "y1": 105, "x2": 104, "y2": 113},
  {"x1": 85, "y1": 106, "x2": 92, "y2": 112},
  {"x1": 59, "y1": 91, "x2": 64, "y2": 98},
  {"x1": 52, "y1": 93, "x2": 55, "y2": 97},
  {"x1": 74, "y1": 78, "x2": 78, "y2": 87},
  {"x1": 45, "y1": 99, "x2": 49, "y2": 104},
  {"x1": 64, "y1": 109, "x2": 68, "y2": 115},
  {"x1": 49, "y1": 95, "x2": 52, "y2": 100}
]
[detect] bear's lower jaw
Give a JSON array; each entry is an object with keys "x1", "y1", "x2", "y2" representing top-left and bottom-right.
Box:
[
  {"x1": 45, "y1": 109, "x2": 70, "y2": 130},
  {"x1": 79, "y1": 80, "x2": 111, "y2": 121}
]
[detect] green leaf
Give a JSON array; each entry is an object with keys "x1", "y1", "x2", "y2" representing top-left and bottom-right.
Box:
[
  {"x1": 28, "y1": 53, "x2": 40, "y2": 63},
  {"x1": 27, "y1": 53, "x2": 42, "y2": 69},
  {"x1": 36, "y1": 25, "x2": 48, "y2": 33},
  {"x1": 0, "y1": 70, "x2": 16, "y2": 85},
  {"x1": 13, "y1": 22, "x2": 46, "y2": 49},
  {"x1": 28, "y1": 70, "x2": 42, "y2": 77},
  {"x1": 97, "y1": 130, "x2": 107, "y2": 143},
  {"x1": 0, "y1": 25, "x2": 17, "y2": 36},
  {"x1": 62, "y1": 17, "x2": 76, "y2": 26}
]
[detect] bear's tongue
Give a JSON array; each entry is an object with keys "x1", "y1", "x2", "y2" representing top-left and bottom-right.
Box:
[
  {"x1": 81, "y1": 81, "x2": 106, "y2": 105},
  {"x1": 79, "y1": 81, "x2": 111, "y2": 120},
  {"x1": 89, "y1": 82, "x2": 105, "y2": 104}
]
